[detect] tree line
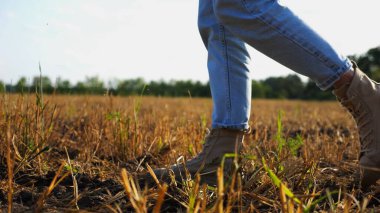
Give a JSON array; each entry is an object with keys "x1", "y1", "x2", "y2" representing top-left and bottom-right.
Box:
[
  {"x1": 0, "y1": 74, "x2": 336, "y2": 100},
  {"x1": 1, "y1": 47, "x2": 379, "y2": 100}
]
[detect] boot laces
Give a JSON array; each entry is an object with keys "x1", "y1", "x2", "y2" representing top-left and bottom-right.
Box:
[
  {"x1": 189, "y1": 129, "x2": 245, "y2": 164},
  {"x1": 341, "y1": 96, "x2": 373, "y2": 152}
]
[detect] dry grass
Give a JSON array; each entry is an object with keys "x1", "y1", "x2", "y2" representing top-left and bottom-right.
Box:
[{"x1": 0, "y1": 94, "x2": 379, "y2": 212}]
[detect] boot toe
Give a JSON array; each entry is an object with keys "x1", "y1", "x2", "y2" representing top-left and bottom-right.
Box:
[
  {"x1": 138, "y1": 168, "x2": 171, "y2": 188},
  {"x1": 361, "y1": 167, "x2": 380, "y2": 190}
]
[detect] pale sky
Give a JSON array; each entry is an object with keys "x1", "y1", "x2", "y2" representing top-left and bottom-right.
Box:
[{"x1": 0, "y1": 0, "x2": 379, "y2": 85}]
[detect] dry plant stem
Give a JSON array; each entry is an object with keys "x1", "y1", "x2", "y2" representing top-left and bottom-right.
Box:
[
  {"x1": 104, "y1": 204, "x2": 119, "y2": 213},
  {"x1": 217, "y1": 167, "x2": 224, "y2": 213},
  {"x1": 226, "y1": 171, "x2": 237, "y2": 213},
  {"x1": 343, "y1": 192, "x2": 352, "y2": 213},
  {"x1": 152, "y1": 183, "x2": 168, "y2": 213},
  {"x1": 34, "y1": 102, "x2": 42, "y2": 174},
  {"x1": 65, "y1": 146, "x2": 79, "y2": 209},
  {"x1": 296, "y1": 204, "x2": 303, "y2": 213},
  {"x1": 6, "y1": 115, "x2": 14, "y2": 213},
  {"x1": 288, "y1": 199, "x2": 294, "y2": 213},
  {"x1": 1, "y1": 96, "x2": 376, "y2": 211},
  {"x1": 201, "y1": 184, "x2": 208, "y2": 212},
  {"x1": 146, "y1": 163, "x2": 161, "y2": 188},
  {"x1": 243, "y1": 192, "x2": 274, "y2": 207},
  {"x1": 120, "y1": 168, "x2": 147, "y2": 213},
  {"x1": 190, "y1": 174, "x2": 201, "y2": 212},
  {"x1": 345, "y1": 193, "x2": 361, "y2": 210},
  {"x1": 279, "y1": 183, "x2": 287, "y2": 212},
  {"x1": 35, "y1": 162, "x2": 70, "y2": 213}
]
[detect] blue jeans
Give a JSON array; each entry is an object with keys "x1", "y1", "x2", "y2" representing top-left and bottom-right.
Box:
[{"x1": 198, "y1": 0, "x2": 353, "y2": 130}]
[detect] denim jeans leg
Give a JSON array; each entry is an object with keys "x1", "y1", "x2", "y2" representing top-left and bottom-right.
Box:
[
  {"x1": 213, "y1": 0, "x2": 352, "y2": 90},
  {"x1": 198, "y1": 0, "x2": 251, "y2": 130}
]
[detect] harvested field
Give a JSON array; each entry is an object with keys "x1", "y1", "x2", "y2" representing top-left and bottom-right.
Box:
[{"x1": 0, "y1": 94, "x2": 379, "y2": 212}]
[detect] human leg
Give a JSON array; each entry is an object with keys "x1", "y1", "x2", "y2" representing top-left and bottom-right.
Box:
[
  {"x1": 199, "y1": 0, "x2": 252, "y2": 130},
  {"x1": 212, "y1": 0, "x2": 380, "y2": 189},
  {"x1": 213, "y1": 0, "x2": 352, "y2": 91},
  {"x1": 140, "y1": 0, "x2": 252, "y2": 187}
]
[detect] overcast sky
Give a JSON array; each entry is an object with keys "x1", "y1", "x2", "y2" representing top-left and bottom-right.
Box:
[{"x1": 1, "y1": 0, "x2": 379, "y2": 85}]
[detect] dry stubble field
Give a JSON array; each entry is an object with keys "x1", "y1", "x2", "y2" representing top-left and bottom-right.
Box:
[{"x1": 0, "y1": 94, "x2": 379, "y2": 212}]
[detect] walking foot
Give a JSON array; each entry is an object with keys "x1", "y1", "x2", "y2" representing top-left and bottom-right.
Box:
[
  {"x1": 333, "y1": 63, "x2": 380, "y2": 189},
  {"x1": 139, "y1": 128, "x2": 247, "y2": 188}
]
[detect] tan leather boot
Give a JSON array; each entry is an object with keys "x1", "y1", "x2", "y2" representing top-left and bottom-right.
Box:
[
  {"x1": 140, "y1": 128, "x2": 247, "y2": 187},
  {"x1": 333, "y1": 63, "x2": 380, "y2": 189}
]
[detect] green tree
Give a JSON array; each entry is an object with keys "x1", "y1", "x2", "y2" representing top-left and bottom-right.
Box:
[
  {"x1": 146, "y1": 80, "x2": 169, "y2": 96},
  {"x1": 74, "y1": 81, "x2": 86, "y2": 94},
  {"x1": 302, "y1": 80, "x2": 334, "y2": 100},
  {"x1": 251, "y1": 80, "x2": 267, "y2": 98},
  {"x1": 0, "y1": 80, "x2": 4, "y2": 93},
  {"x1": 284, "y1": 75, "x2": 304, "y2": 99},
  {"x1": 264, "y1": 77, "x2": 286, "y2": 99},
  {"x1": 117, "y1": 78, "x2": 146, "y2": 96},
  {"x1": 173, "y1": 80, "x2": 196, "y2": 97},
  {"x1": 32, "y1": 76, "x2": 54, "y2": 94},
  {"x1": 192, "y1": 81, "x2": 210, "y2": 97},
  {"x1": 350, "y1": 46, "x2": 380, "y2": 81},
  {"x1": 263, "y1": 75, "x2": 304, "y2": 99},
  {"x1": 15, "y1": 77, "x2": 29, "y2": 93},
  {"x1": 56, "y1": 77, "x2": 71, "y2": 94},
  {"x1": 84, "y1": 76, "x2": 105, "y2": 94}
]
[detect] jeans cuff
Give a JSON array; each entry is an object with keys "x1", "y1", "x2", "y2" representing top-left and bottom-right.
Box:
[
  {"x1": 316, "y1": 59, "x2": 353, "y2": 91},
  {"x1": 212, "y1": 122, "x2": 249, "y2": 130}
]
